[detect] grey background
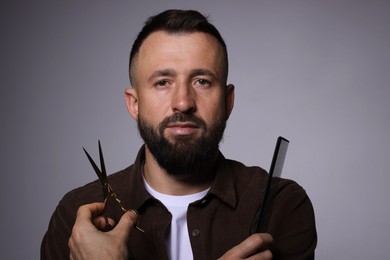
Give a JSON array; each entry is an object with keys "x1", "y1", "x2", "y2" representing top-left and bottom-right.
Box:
[{"x1": 1, "y1": 0, "x2": 389, "y2": 259}]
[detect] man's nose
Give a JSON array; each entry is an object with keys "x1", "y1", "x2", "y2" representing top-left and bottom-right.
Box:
[{"x1": 171, "y1": 83, "x2": 196, "y2": 114}]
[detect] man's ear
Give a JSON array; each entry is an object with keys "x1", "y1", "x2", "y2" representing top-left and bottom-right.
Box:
[
  {"x1": 124, "y1": 87, "x2": 139, "y2": 121},
  {"x1": 225, "y1": 84, "x2": 235, "y2": 120}
]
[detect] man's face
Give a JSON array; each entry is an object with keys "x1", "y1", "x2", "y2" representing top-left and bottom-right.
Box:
[{"x1": 126, "y1": 31, "x2": 234, "y2": 176}]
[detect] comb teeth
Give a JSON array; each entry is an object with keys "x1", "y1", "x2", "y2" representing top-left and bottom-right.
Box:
[
  {"x1": 256, "y1": 136, "x2": 289, "y2": 232},
  {"x1": 269, "y1": 137, "x2": 289, "y2": 178}
]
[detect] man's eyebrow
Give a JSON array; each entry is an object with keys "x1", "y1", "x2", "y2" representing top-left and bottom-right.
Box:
[
  {"x1": 190, "y1": 69, "x2": 218, "y2": 80},
  {"x1": 147, "y1": 68, "x2": 219, "y2": 82},
  {"x1": 148, "y1": 69, "x2": 176, "y2": 82}
]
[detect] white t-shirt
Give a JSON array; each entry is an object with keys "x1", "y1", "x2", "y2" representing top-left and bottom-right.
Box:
[{"x1": 143, "y1": 178, "x2": 209, "y2": 260}]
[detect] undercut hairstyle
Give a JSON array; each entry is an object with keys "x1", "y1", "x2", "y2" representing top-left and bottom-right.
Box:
[{"x1": 129, "y1": 9, "x2": 229, "y2": 86}]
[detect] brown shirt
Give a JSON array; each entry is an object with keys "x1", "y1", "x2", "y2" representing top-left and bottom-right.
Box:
[{"x1": 41, "y1": 146, "x2": 317, "y2": 259}]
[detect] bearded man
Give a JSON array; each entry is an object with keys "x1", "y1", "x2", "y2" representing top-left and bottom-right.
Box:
[{"x1": 41, "y1": 9, "x2": 317, "y2": 260}]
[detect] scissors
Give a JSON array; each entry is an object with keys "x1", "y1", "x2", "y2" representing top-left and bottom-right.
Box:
[{"x1": 83, "y1": 140, "x2": 143, "y2": 232}]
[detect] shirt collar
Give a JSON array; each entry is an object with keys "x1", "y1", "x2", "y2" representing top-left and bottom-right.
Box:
[
  {"x1": 118, "y1": 145, "x2": 154, "y2": 211},
  {"x1": 208, "y1": 152, "x2": 237, "y2": 209}
]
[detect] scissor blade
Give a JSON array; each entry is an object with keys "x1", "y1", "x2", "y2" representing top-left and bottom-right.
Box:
[
  {"x1": 98, "y1": 140, "x2": 107, "y2": 180},
  {"x1": 83, "y1": 148, "x2": 103, "y2": 180},
  {"x1": 83, "y1": 146, "x2": 109, "y2": 199}
]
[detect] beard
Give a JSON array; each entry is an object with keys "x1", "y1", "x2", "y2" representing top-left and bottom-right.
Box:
[{"x1": 137, "y1": 112, "x2": 226, "y2": 178}]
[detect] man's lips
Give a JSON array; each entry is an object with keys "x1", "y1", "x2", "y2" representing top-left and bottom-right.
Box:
[{"x1": 165, "y1": 122, "x2": 200, "y2": 135}]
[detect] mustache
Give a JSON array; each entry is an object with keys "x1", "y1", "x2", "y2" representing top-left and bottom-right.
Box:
[{"x1": 159, "y1": 113, "x2": 207, "y2": 132}]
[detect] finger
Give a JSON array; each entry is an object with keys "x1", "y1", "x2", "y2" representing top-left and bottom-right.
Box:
[
  {"x1": 111, "y1": 210, "x2": 138, "y2": 240},
  {"x1": 233, "y1": 233, "x2": 274, "y2": 258},
  {"x1": 246, "y1": 249, "x2": 273, "y2": 260},
  {"x1": 75, "y1": 202, "x2": 105, "y2": 221},
  {"x1": 253, "y1": 233, "x2": 273, "y2": 252},
  {"x1": 73, "y1": 202, "x2": 106, "y2": 232},
  {"x1": 92, "y1": 216, "x2": 116, "y2": 230}
]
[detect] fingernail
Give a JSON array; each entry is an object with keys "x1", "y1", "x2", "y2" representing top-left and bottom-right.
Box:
[
  {"x1": 130, "y1": 209, "x2": 145, "y2": 233},
  {"x1": 130, "y1": 209, "x2": 139, "y2": 220}
]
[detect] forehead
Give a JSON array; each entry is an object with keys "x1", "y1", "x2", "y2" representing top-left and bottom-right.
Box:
[{"x1": 133, "y1": 31, "x2": 225, "y2": 81}]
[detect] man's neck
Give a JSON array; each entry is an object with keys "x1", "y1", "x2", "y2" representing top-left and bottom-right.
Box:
[{"x1": 143, "y1": 146, "x2": 217, "y2": 196}]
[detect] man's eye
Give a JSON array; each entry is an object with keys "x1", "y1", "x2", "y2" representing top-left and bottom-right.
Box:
[
  {"x1": 154, "y1": 80, "x2": 168, "y2": 87},
  {"x1": 195, "y1": 79, "x2": 211, "y2": 86}
]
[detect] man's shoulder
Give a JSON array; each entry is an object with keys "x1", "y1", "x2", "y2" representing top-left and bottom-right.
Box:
[
  {"x1": 224, "y1": 157, "x2": 303, "y2": 185},
  {"x1": 220, "y1": 156, "x2": 308, "y2": 201},
  {"x1": 220, "y1": 157, "x2": 269, "y2": 184},
  {"x1": 222, "y1": 157, "x2": 267, "y2": 174},
  {"x1": 60, "y1": 165, "x2": 134, "y2": 209}
]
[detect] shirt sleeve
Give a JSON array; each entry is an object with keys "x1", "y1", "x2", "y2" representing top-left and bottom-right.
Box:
[
  {"x1": 41, "y1": 195, "x2": 77, "y2": 260},
  {"x1": 261, "y1": 179, "x2": 317, "y2": 260}
]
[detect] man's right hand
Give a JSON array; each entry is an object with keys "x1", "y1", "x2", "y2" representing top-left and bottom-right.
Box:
[
  {"x1": 68, "y1": 202, "x2": 138, "y2": 260},
  {"x1": 218, "y1": 233, "x2": 273, "y2": 260}
]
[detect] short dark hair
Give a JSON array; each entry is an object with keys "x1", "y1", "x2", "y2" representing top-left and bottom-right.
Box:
[{"x1": 129, "y1": 9, "x2": 228, "y2": 85}]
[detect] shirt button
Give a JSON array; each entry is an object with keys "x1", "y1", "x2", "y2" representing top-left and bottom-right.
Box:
[
  {"x1": 191, "y1": 229, "x2": 200, "y2": 237},
  {"x1": 200, "y1": 199, "x2": 208, "y2": 205}
]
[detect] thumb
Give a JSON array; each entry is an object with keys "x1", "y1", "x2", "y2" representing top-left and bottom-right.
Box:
[{"x1": 111, "y1": 210, "x2": 139, "y2": 240}]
